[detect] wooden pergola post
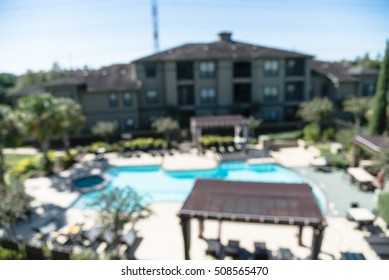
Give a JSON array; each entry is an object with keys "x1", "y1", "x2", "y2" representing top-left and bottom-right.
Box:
[
  {"x1": 180, "y1": 217, "x2": 191, "y2": 260},
  {"x1": 311, "y1": 225, "x2": 325, "y2": 260}
]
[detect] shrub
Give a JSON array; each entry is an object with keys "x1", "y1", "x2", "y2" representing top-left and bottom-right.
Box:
[
  {"x1": 303, "y1": 123, "x2": 321, "y2": 142},
  {"x1": 322, "y1": 127, "x2": 336, "y2": 141},
  {"x1": 0, "y1": 247, "x2": 25, "y2": 260},
  {"x1": 200, "y1": 135, "x2": 234, "y2": 148},
  {"x1": 72, "y1": 248, "x2": 95, "y2": 260},
  {"x1": 38, "y1": 150, "x2": 57, "y2": 174},
  {"x1": 321, "y1": 151, "x2": 350, "y2": 169},
  {"x1": 8, "y1": 157, "x2": 39, "y2": 177},
  {"x1": 377, "y1": 192, "x2": 389, "y2": 225},
  {"x1": 89, "y1": 141, "x2": 112, "y2": 153},
  {"x1": 335, "y1": 129, "x2": 356, "y2": 153},
  {"x1": 268, "y1": 130, "x2": 303, "y2": 141}
]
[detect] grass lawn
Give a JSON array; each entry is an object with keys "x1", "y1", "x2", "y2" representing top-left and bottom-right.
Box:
[{"x1": 4, "y1": 154, "x2": 35, "y2": 167}]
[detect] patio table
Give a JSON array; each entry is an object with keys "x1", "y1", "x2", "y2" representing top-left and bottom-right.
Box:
[
  {"x1": 347, "y1": 208, "x2": 375, "y2": 228},
  {"x1": 347, "y1": 167, "x2": 375, "y2": 191}
]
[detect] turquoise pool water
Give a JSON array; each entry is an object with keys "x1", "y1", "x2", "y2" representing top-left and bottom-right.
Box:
[{"x1": 73, "y1": 162, "x2": 327, "y2": 213}]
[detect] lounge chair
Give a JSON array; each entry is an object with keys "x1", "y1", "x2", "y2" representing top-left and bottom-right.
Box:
[
  {"x1": 51, "y1": 249, "x2": 71, "y2": 260},
  {"x1": 275, "y1": 248, "x2": 295, "y2": 260},
  {"x1": 205, "y1": 239, "x2": 224, "y2": 259},
  {"x1": 224, "y1": 240, "x2": 240, "y2": 259},
  {"x1": 254, "y1": 242, "x2": 270, "y2": 260},
  {"x1": 365, "y1": 236, "x2": 389, "y2": 245},
  {"x1": 25, "y1": 245, "x2": 46, "y2": 260},
  {"x1": 121, "y1": 229, "x2": 137, "y2": 247},
  {"x1": 340, "y1": 252, "x2": 366, "y2": 260}
]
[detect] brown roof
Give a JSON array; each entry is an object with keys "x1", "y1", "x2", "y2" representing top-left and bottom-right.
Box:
[
  {"x1": 190, "y1": 115, "x2": 248, "y2": 128},
  {"x1": 311, "y1": 60, "x2": 357, "y2": 83},
  {"x1": 79, "y1": 64, "x2": 142, "y2": 92},
  {"x1": 134, "y1": 40, "x2": 313, "y2": 62},
  {"x1": 347, "y1": 66, "x2": 379, "y2": 76},
  {"x1": 12, "y1": 64, "x2": 142, "y2": 96},
  {"x1": 352, "y1": 135, "x2": 387, "y2": 153},
  {"x1": 178, "y1": 179, "x2": 325, "y2": 226}
]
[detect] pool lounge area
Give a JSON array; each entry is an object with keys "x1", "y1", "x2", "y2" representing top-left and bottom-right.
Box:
[{"x1": 15, "y1": 147, "x2": 387, "y2": 260}]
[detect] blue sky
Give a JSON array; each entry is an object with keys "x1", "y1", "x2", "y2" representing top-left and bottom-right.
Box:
[{"x1": 0, "y1": 0, "x2": 388, "y2": 74}]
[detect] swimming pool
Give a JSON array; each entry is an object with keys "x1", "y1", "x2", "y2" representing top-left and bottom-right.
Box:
[{"x1": 73, "y1": 162, "x2": 327, "y2": 213}]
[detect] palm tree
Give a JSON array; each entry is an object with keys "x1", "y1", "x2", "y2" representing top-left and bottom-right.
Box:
[
  {"x1": 91, "y1": 121, "x2": 117, "y2": 142},
  {"x1": 343, "y1": 96, "x2": 371, "y2": 131},
  {"x1": 54, "y1": 98, "x2": 85, "y2": 155},
  {"x1": 247, "y1": 115, "x2": 261, "y2": 137},
  {"x1": 0, "y1": 105, "x2": 24, "y2": 189},
  {"x1": 151, "y1": 117, "x2": 179, "y2": 142},
  {"x1": 297, "y1": 97, "x2": 334, "y2": 129},
  {"x1": 89, "y1": 187, "x2": 151, "y2": 258},
  {"x1": 17, "y1": 93, "x2": 58, "y2": 162}
]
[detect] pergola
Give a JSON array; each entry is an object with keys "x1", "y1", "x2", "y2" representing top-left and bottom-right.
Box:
[
  {"x1": 190, "y1": 115, "x2": 249, "y2": 154},
  {"x1": 178, "y1": 179, "x2": 326, "y2": 260},
  {"x1": 351, "y1": 135, "x2": 386, "y2": 166}
]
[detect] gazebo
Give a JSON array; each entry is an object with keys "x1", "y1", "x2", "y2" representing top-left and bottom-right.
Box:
[
  {"x1": 351, "y1": 135, "x2": 387, "y2": 166},
  {"x1": 178, "y1": 179, "x2": 326, "y2": 260},
  {"x1": 190, "y1": 115, "x2": 249, "y2": 154}
]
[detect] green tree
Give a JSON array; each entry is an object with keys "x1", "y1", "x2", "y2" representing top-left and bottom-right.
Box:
[
  {"x1": 91, "y1": 121, "x2": 117, "y2": 142},
  {"x1": 89, "y1": 187, "x2": 151, "y2": 258},
  {"x1": 0, "y1": 105, "x2": 24, "y2": 189},
  {"x1": 297, "y1": 97, "x2": 334, "y2": 128},
  {"x1": 17, "y1": 93, "x2": 58, "y2": 163},
  {"x1": 377, "y1": 192, "x2": 389, "y2": 225},
  {"x1": 151, "y1": 117, "x2": 179, "y2": 142},
  {"x1": 369, "y1": 41, "x2": 389, "y2": 135},
  {"x1": 247, "y1": 115, "x2": 261, "y2": 137},
  {"x1": 54, "y1": 98, "x2": 85, "y2": 155},
  {"x1": 343, "y1": 96, "x2": 372, "y2": 130},
  {"x1": 0, "y1": 177, "x2": 31, "y2": 240},
  {"x1": 373, "y1": 141, "x2": 389, "y2": 180}
]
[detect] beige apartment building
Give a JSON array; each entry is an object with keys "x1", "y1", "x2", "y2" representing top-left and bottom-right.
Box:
[{"x1": 11, "y1": 32, "x2": 378, "y2": 133}]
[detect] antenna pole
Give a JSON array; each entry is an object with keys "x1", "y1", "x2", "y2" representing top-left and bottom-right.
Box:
[{"x1": 152, "y1": 0, "x2": 159, "y2": 52}]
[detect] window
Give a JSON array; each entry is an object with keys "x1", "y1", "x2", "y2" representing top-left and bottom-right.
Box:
[
  {"x1": 112, "y1": 119, "x2": 120, "y2": 130},
  {"x1": 284, "y1": 106, "x2": 299, "y2": 121},
  {"x1": 200, "y1": 88, "x2": 216, "y2": 104},
  {"x1": 285, "y1": 82, "x2": 304, "y2": 101},
  {"x1": 263, "y1": 110, "x2": 279, "y2": 122},
  {"x1": 146, "y1": 90, "x2": 158, "y2": 104},
  {"x1": 144, "y1": 62, "x2": 157, "y2": 78},
  {"x1": 362, "y1": 83, "x2": 376, "y2": 96},
  {"x1": 263, "y1": 60, "x2": 279, "y2": 76},
  {"x1": 285, "y1": 58, "x2": 305, "y2": 76},
  {"x1": 177, "y1": 85, "x2": 194, "y2": 105},
  {"x1": 233, "y1": 83, "x2": 251, "y2": 103},
  {"x1": 123, "y1": 92, "x2": 132, "y2": 106},
  {"x1": 233, "y1": 62, "x2": 251, "y2": 78},
  {"x1": 263, "y1": 86, "x2": 279, "y2": 102},
  {"x1": 199, "y1": 61, "x2": 216, "y2": 78},
  {"x1": 149, "y1": 115, "x2": 158, "y2": 127},
  {"x1": 125, "y1": 118, "x2": 135, "y2": 130},
  {"x1": 176, "y1": 61, "x2": 194, "y2": 80},
  {"x1": 109, "y1": 93, "x2": 118, "y2": 107}
]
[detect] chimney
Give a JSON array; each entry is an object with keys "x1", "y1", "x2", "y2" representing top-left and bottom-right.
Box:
[{"x1": 218, "y1": 31, "x2": 232, "y2": 42}]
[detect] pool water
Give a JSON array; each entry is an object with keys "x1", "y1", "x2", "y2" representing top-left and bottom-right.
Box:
[
  {"x1": 73, "y1": 162, "x2": 327, "y2": 212},
  {"x1": 73, "y1": 175, "x2": 104, "y2": 189}
]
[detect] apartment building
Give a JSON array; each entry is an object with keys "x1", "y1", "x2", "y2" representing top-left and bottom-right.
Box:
[
  {"x1": 10, "y1": 32, "x2": 379, "y2": 133},
  {"x1": 133, "y1": 32, "x2": 312, "y2": 127},
  {"x1": 311, "y1": 60, "x2": 378, "y2": 108}
]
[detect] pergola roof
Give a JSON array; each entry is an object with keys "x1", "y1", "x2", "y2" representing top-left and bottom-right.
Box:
[
  {"x1": 178, "y1": 179, "x2": 325, "y2": 227},
  {"x1": 190, "y1": 115, "x2": 248, "y2": 128},
  {"x1": 352, "y1": 135, "x2": 386, "y2": 153}
]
